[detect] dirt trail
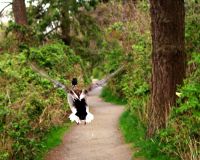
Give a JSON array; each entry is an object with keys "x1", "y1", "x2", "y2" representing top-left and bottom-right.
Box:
[{"x1": 45, "y1": 87, "x2": 133, "y2": 160}]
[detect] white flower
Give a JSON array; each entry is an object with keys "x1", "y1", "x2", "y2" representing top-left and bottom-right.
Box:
[{"x1": 176, "y1": 92, "x2": 182, "y2": 97}]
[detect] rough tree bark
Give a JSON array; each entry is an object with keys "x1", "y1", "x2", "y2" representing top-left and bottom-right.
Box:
[
  {"x1": 147, "y1": 0, "x2": 186, "y2": 137},
  {"x1": 12, "y1": 0, "x2": 27, "y2": 25},
  {"x1": 60, "y1": 0, "x2": 74, "y2": 45}
]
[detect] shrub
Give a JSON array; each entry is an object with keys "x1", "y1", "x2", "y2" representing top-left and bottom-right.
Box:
[
  {"x1": 158, "y1": 53, "x2": 200, "y2": 160},
  {"x1": 0, "y1": 42, "x2": 85, "y2": 159}
]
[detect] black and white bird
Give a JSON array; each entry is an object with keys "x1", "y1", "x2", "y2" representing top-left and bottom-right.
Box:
[
  {"x1": 30, "y1": 63, "x2": 124, "y2": 125},
  {"x1": 68, "y1": 78, "x2": 94, "y2": 124}
]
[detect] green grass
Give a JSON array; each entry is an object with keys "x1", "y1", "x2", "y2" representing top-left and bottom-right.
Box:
[
  {"x1": 101, "y1": 87, "x2": 177, "y2": 160},
  {"x1": 119, "y1": 111, "x2": 178, "y2": 160},
  {"x1": 100, "y1": 87, "x2": 127, "y2": 105},
  {"x1": 35, "y1": 122, "x2": 72, "y2": 160}
]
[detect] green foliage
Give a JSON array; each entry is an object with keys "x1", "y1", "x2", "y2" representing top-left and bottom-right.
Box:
[
  {"x1": 102, "y1": 32, "x2": 151, "y2": 122},
  {"x1": 185, "y1": 1, "x2": 200, "y2": 53},
  {"x1": 101, "y1": 87, "x2": 175, "y2": 160},
  {"x1": 70, "y1": 11, "x2": 104, "y2": 78},
  {"x1": 157, "y1": 53, "x2": 200, "y2": 159},
  {"x1": 5, "y1": 21, "x2": 41, "y2": 46},
  {"x1": 95, "y1": 23, "x2": 127, "y2": 96},
  {"x1": 120, "y1": 111, "x2": 177, "y2": 160},
  {"x1": 35, "y1": 122, "x2": 71, "y2": 160},
  {"x1": 0, "y1": 0, "x2": 199, "y2": 159},
  {"x1": 100, "y1": 1, "x2": 200, "y2": 160},
  {"x1": 96, "y1": 1, "x2": 151, "y2": 122},
  {"x1": 26, "y1": 0, "x2": 100, "y2": 41},
  {"x1": 154, "y1": 1, "x2": 200, "y2": 159},
  {"x1": 100, "y1": 40, "x2": 124, "y2": 72},
  {"x1": 28, "y1": 42, "x2": 81, "y2": 75},
  {"x1": 0, "y1": 42, "x2": 84, "y2": 159},
  {"x1": 100, "y1": 87, "x2": 127, "y2": 105},
  {"x1": 107, "y1": 22, "x2": 124, "y2": 32},
  {"x1": 121, "y1": 32, "x2": 151, "y2": 122}
]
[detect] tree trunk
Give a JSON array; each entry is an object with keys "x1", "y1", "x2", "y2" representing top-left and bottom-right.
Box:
[
  {"x1": 12, "y1": 0, "x2": 27, "y2": 25},
  {"x1": 60, "y1": 0, "x2": 74, "y2": 45},
  {"x1": 147, "y1": 0, "x2": 186, "y2": 137}
]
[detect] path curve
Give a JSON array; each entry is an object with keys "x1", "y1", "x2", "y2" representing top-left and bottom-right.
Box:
[{"x1": 45, "y1": 87, "x2": 132, "y2": 160}]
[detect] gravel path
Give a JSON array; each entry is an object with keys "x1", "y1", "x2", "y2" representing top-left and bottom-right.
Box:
[{"x1": 45, "y1": 87, "x2": 133, "y2": 160}]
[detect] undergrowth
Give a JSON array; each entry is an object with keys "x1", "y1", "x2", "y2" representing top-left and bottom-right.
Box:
[
  {"x1": 101, "y1": 87, "x2": 177, "y2": 160},
  {"x1": 35, "y1": 122, "x2": 72, "y2": 160},
  {"x1": 119, "y1": 111, "x2": 178, "y2": 160},
  {"x1": 0, "y1": 42, "x2": 85, "y2": 159},
  {"x1": 100, "y1": 87, "x2": 127, "y2": 105},
  {"x1": 98, "y1": 1, "x2": 200, "y2": 160}
]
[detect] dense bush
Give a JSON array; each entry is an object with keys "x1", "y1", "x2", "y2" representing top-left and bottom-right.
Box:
[
  {"x1": 98, "y1": 1, "x2": 151, "y2": 123},
  {"x1": 120, "y1": 111, "x2": 177, "y2": 160},
  {"x1": 121, "y1": 31, "x2": 151, "y2": 123},
  {"x1": 0, "y1": 42, "x2": 84, "y2": 159}
]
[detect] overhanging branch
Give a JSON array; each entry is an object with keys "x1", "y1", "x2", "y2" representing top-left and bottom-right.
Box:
[
  {"x1": 44, "y1": 25, "x2": 60, "y2": 37},
  {"x1": 0, "y1": 2, "x2": 12, "y2": 17}
]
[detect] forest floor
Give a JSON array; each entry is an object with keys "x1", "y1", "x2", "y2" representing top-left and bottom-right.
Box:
[{"x1": 45, "y1": 87, "x2": 136, "y2": 160}]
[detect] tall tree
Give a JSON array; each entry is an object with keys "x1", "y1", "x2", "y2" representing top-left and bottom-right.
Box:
[
  {"x1": 12, "y1": 0, "x2": 27, "y2": 25},
  {"x1": 26, "y1": 0, "x2": 98, "y2": 44},
  {"x1": 147, "y1": 0, "x2": 186, "y2": 137},
  {"x1": 60, "y1": 0, "x2": 71, "y2": 45},
  {"x1": 60, "y1": 0, "x2": 78, "y2": 45}
]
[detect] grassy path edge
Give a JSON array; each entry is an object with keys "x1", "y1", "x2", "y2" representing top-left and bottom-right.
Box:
[
  {"x1": 35, "y1": 121, "x2": 72, "y2": 160},
  {"x1": 101, "y1": 87, "x2": 177, "y2": 160}
]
